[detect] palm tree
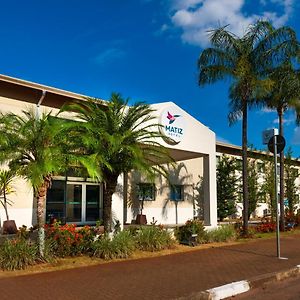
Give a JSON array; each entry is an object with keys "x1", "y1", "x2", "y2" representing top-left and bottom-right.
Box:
[
  {"x1": 262, "y1": 63, "x2": 300, "y2": 231},
  {"x1": 62, "y1": 93, "x2": 172, "y2": 232},
  {"x1": 198, "y1": 21, "x2": 298, "y2": 235},
  {"x1": 0, "y1": 109, "x2": 69, "y2": 256},
  {"x1": 0, "y1": 169, "x2": 16, "y2": 221}
]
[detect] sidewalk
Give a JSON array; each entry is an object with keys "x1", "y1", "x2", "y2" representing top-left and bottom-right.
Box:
[{"x1": 1, "y1": 234, "x2": 300, "y2": 300}]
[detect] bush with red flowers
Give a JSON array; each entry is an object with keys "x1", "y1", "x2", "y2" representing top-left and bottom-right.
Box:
[
  {"x1": 256, "y1": 221, "x2": 276, "y2": 233},
  {"x1": 45, "y1": 222, "x2": 97, "y2": 257}
]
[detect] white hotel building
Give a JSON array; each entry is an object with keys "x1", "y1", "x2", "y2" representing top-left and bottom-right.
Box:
[{"x1": 0, "y1": 74, "x2": 299, "y2": 231}]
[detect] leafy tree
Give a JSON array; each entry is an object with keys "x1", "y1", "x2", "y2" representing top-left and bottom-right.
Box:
[
  {"x1": 284, "y1": 148, "x2": 299, "y2": 214},
  {"x1": 260, "y1": 154, "x2": 276, "y2": 221},
  {"x1": 262, "y1": 63, "x2": 300, "y2": 230},
  {"x1": 62, "y1": 93, "x2": 172, "y2": 232},
  {"x1": 0, "y1": 109, "x2": 69, "y2": 256},
  {"x1": 198, "y1": 21, "x2": 298, "y2": 234},
  {"x1": 0, "y1": 169, "x2": 16, "y2": 221},
  {"x1": 247, "y1": 160, "x2": 260, "y2": 219},
  {"x1": 216, "y1": 155, "x2": 237, "y2": 221}
]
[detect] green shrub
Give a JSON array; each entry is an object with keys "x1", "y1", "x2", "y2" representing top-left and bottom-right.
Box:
[
  {"x1": 92, "y1": 230, "x2": 135, "y2": 260},
  {"x1": 175, "y1": 219, "x2": 207, "y2": 244},
  {"x1": 40, "y1": 238, "x2": 58, "y2": 262},
  {"x1": 206, "y1": 225, "x2": 237, "y2": 243},
  {"x1": 135, "y1": 225, "x2": 175, "y2": 251},
  {"x1": 0, "y1": 239, "x2": 37, "y2": 270}
]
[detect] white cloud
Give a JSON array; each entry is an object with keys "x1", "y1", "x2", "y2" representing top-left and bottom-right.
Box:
[
  {"x1": 259, "y1": 107, "x2": 277, "y2": 114},
  {"x1": 216, "y1": 135, "x2": 232, "y2": 144},
  {"x1": 94, "y1": 48, "x2": 125, "y2": 65},
  {"x1": 168, "y1": 0, "x2": 294, "y2": 47},
  {"x1": 272, "y1": 115, "x2": 295, "y2": 125}
]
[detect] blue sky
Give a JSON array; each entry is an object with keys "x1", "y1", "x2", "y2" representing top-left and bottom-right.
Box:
[{"x1": 0, "y1": 0, "x2": 299, "y2": 155}]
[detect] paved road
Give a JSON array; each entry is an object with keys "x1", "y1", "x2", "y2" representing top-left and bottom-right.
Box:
[
  {"x1": 228, "y1": 275, "x2": 300, "y2": 300},
  {"x1": 1, "y1": 234, "x2": 300, "y2": 299}
]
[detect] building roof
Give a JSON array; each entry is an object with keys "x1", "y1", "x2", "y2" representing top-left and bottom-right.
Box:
[
  {"x1": 0, "y1": 73, "x2": 106, "y2": 109},
  {"x1": 216, "y1": 141, "x2": 300, "y2": 166}
]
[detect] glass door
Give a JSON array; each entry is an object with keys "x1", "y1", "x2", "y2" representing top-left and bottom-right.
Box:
[
  {"x1": 47, "y1": 181, "x2": 102, "y2": 224},
  {"x1": 66, "y1": 184, "x2": 82, "y2": 222}
]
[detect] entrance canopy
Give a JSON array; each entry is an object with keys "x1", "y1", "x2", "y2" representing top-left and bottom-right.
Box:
[{"x1": 150, "y1": 102, "x2": 217, "y2": 227}]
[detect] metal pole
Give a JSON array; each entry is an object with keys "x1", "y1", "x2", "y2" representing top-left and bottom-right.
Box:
[{"x1": 274, "y1": 135, "x2": 280, "y2": 258}]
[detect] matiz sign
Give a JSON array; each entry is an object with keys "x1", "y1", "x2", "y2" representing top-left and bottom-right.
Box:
[{"x1": 160, "y1": 107, "x2": 186, "y2": 145}]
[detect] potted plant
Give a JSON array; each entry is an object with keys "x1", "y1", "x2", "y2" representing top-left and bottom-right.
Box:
[
  {"x1": 0, "y1": 169, "x2": 18, "y2": 234},
  {"x1": 136, "y1": 197, "x2": 147, "y2": 225},
  {"x1": 135, "y1": 183, "x2": 153, "y2": 225}
]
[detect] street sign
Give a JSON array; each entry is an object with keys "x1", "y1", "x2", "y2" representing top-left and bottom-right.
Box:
[
  {"x1": 268, "y1": 135, "x2": 286, "y2": 154},
  {"x1": 262, "y1": 128, "x2": 278, "y2": 145}
]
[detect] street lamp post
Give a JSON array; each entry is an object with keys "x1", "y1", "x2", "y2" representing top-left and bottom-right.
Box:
[{"x1": 262, "y1": 129, "x2": 286, "y2": 259}]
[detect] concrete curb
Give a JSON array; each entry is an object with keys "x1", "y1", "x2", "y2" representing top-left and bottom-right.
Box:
[{"x1": 176, "y1": 265, "x2": 300, "y2": 300}]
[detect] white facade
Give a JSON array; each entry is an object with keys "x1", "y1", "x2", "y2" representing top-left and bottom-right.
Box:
[{"x1": 0, "y1": 75, "x2": 218, "y2": 230}]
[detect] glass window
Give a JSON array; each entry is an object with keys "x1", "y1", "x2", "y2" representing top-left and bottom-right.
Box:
[
  {"x1": 66, "y1": 184, "x2": 82, "y2": 222},
  {"x1": 170, "y1": 185, "x2": 184, "y2": 201},
  {"x1": 46, "y1": 180, "x2": 65, "y2": 222},
  {"x1": 138, "y1": 183, "x2": 156, "y2": 201},
  {"x1": 86, "y1": 185, "x2": 100, "y2": 221}
]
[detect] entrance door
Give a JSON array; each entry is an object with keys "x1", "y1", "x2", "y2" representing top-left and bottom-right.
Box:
[
  {"x1": 66, "y1": 184, "x2": 82, "y2": 223},
  {"x1": 65, "y1": 182, "x2": 101, "y2": 223},
  {"x1": 47, "y1": 181, "x2": 102, "y2": 224}
]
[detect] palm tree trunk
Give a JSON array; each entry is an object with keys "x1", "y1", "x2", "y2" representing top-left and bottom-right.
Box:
[
  {"x1": 103, "y1": 177, "x2": 118, "y2": 233},
  {"x1": 242, "y1": 99, "x2": 249, "y2": 235},
  {"x1": 278, "y1": 109, "x2": 285, "y2": 231},
  {"x1": 36, "y1": 179, "x2": 50, "y2": 257}
]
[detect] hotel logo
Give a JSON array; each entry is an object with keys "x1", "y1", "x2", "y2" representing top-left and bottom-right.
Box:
[{"x1": 160, "y1": 107, "x2": 185, "y2": 145}]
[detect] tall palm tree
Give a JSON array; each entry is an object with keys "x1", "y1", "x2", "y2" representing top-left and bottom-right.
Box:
[
  {"x1": 263, "y1": 63, "x2": 300, "y2": 231},
  {"x1": 0, "y1": 109, "x2": 69, "y2": 256},
  {"x1": 198, "y1": 21, "x2": 298, "y2": 235},
  {"x1": 62, "y1": 93, "x2": 172, "y2": 232}
]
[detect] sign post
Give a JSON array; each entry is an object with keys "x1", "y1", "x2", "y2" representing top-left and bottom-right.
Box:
[{"x1": 262, "y1": 129, "x2": 286, "y2": 259}]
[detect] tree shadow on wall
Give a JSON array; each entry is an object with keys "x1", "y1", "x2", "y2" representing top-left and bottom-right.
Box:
[{"x1": 160, "y1": 162, "x2": 194, "y2": 224}]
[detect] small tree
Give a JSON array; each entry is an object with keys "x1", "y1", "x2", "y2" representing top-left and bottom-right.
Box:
[
  {"x1": 0, "y1": 169, "x2": 16, "y2": 221},
  {"x1": 216, "y1": 155, "x2": 237, "y2": 221},
  {"x1": 247, "y1": 160, "x2": 260, "y2": 219},
  {"x1": 260, "y1": 154, "x2": 276, "y2": 221},
  {"x1": 284, "y1": 148, "x2": 299, "y2": 214}
]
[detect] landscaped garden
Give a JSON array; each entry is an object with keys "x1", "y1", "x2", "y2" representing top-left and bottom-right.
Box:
[{"x1": 2, "y1": 217, "x2": 299, "y2": 273}]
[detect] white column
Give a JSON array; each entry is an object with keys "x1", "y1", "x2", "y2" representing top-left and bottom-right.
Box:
[{"x1": 203, "y1": 154, "x2": 217, "y2": 227}]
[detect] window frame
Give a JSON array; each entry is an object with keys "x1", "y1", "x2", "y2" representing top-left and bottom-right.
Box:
[
  {"x1": 137, "y1": 183, "x2": 156, "y2": 201},
  {"x1": 170, "y1": 184, "x2": 184, "y2": 202}
]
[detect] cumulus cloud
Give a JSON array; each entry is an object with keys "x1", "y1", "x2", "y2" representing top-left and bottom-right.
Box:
[{"x1": 169, "y1": 0, "x2": 294, "y2": 47}]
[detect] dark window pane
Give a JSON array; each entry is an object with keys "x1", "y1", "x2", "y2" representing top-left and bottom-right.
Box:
[
  {"x1": 46, "y1": 180, "x2": 65, "y2": 223},
  {"x1": 170, "y1": 185, "x2": 183, "y2": 201},
  {"x1": 86, "y1": 185, "x2": 100, "y2": 221},
  {"x1": 138, "y1": 183, "x2": 155, "y2": 201},
  {"x1": 66, "y1": 184, "x2": 82, "y2": 222},
  {"x1": 47, "y1": 181, "x2": 65, "y2": 203}
]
